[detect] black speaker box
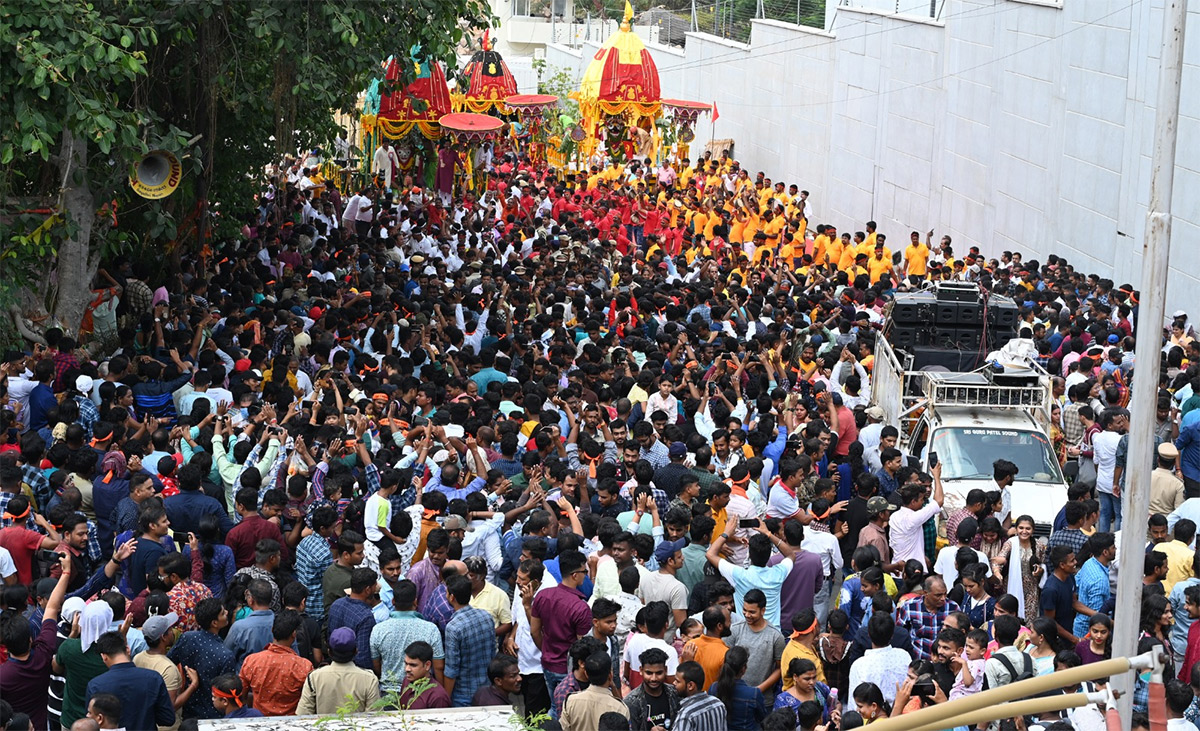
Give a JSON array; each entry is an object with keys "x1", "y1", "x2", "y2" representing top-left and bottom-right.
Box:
[
  {"x1": 935, "y1": 281, "x2": 979, "y2": 302},
  {"x1": 936, "y1": 302, "x2": 959, "y2": 325},
  {"x1": 987, "y1": 295, "x2": 1019, "y2": 329},
  {"x1": 955, "y1": 328, "x2": 982, "y2": 351},
  {"x1": 957, "y1": 302, "x2": 983, "y2": 325},
  {"x1": 892, "y1": 292, "x2": 937, "y2": 325},
  {"x1": 892, "y1": 325, "x2": 932, "y2": 349},
  {"x1": 909, "y1": 345, "x2": 984, "y2": 371}
]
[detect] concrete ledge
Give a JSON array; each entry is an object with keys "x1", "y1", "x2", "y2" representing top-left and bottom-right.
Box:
[
  {"x1": 545, "y1": 42, "x2": 583, "y2": 59},
  {"x1": 683, "y1": 30, "x2": 753, "y2": 51},
  {"x1": 752, "y1": 17, "x2": 837, "y2": 38},
  {"x1": 1008, "y1": 0, "x2": 1064, "y2": 8},
  {"x1": 838, "y1": 5, "x2": 947, "y2": 27}
]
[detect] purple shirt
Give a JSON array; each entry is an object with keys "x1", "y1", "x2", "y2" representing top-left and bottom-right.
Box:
[
  {"x1": 770, "y1": 548, "x2": 825, "y2": 626},
  {"x1": 0, "y1": 619, "x2": 56, "y2": 729},
  {"x1": 408, "y1": 557, "x2": 441, "y2": 614},
  {"x1": 531, "y1": 583, "x2": 593, "y2": 674}
]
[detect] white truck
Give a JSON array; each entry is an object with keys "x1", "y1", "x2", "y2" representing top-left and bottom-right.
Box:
[{"x1": 872, "y1": 336, "x2": 1068, "y2": 535}]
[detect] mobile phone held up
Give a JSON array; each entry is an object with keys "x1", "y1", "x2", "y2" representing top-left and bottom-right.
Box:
[
  {"x1": 928, "y1": 451, "x2": 939, "y2": 468},
  {"x1": 738, "y1": 518, "x2": 760, "y2": 529}
]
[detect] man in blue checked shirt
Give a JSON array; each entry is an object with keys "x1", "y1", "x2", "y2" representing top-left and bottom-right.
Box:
[
  {"x1": 442, "y1": 573, "x2": 496, "y2": 706},
  {"x1": 326, "y1": 567, "x2": 379, "y2": 670},
  {"x1": 1073, "y1": 531, "x2": 1114, "y2": 637}
]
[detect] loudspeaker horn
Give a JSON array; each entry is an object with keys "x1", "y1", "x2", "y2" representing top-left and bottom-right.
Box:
[{"x1": 129, "y1": 150, "x2": 182, "y2": 199}]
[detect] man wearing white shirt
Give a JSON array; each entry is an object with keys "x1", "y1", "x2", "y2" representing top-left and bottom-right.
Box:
[
  {"x1": 889, "y1": 465, "x2": 944, "y2": 569},
  {"x1": 799, "y1": 503, "x2": 843, "y2": 625},
  {"x1": 848, "y1": 613, "x2": 912, "y2": 704},
  {"x1": 342, "y1": 190, "x2": 373, "y2": 238},
  {"x1": 511, "y1": 560, "x2": 555, "y2": 715},
  {"x1": 765, "y1": 459, "x2": 808, "y2": 521},
  {"x1": 1093, "y1": 410, "x2": 1127, "y2": 532},
  {"x1": 993, "y1": 459, "x2": 1019, "y2": 531},
  {"x1": 206, "y1": 366, "x2": 234, "y2": 410}
]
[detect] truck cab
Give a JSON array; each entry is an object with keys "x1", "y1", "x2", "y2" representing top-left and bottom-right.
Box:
[{"x1": 873, "y1": 338, "x2": 1068, "y2": 536}]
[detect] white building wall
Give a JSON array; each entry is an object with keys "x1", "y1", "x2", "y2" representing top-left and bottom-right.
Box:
[{"x1": 543, "y1": 0, "x2": 1200, "y2": 313}]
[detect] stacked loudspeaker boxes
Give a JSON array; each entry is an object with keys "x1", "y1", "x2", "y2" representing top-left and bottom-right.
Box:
[{"x1": 890, "y1": 283, "x2": 1020, "y2": 354}]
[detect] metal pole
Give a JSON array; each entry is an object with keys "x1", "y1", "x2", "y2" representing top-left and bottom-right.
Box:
[{"x1": 1111, "y1": 0, "x2": 1188, "y2": 727}]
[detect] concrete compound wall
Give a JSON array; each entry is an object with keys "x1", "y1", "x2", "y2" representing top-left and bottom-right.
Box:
[{"x1": 544, "y1": 0, "x2": 1200, "y2": 314}]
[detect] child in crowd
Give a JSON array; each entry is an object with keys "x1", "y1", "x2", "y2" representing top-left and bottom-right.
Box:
[
  {"x1": 613, "y1": 564, "x2": 643, "y2": 644},
  {"x1": 818, "y1": 609, "x2": 852, "y2": 699},
  {"x1": 950, "y1": 629, "x2": 988, "y2": 699}
]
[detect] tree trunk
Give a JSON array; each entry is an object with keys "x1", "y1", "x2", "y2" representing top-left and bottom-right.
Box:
[{"x1": 52, "y1": 129, "x2": 99, "y2": 336}]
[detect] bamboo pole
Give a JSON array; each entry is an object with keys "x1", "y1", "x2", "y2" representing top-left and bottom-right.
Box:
[
  {"x1": 905, "y1": 691, "x2": 1106, "y2": 731},
  {"x1": 864, "y1": 656, "x2": 1139, "y2": 731}
]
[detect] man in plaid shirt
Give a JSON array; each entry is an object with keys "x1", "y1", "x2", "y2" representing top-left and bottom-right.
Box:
[
  {"x1": 895, "y1": 576, "x2": 960, "y2": 661},
  {"x1": 17, "y1": 436, "x2": 51, "y2": 513},
  {"x1": 1047, "y1": 501, "x2": 1090, "y2": 564},
  {"x1": 442, "y1": 573, "x2": 496, "y2": 707},
  {"x1": 1062, "y1": 383, "x2": 1088, "y2": 449},
  {"x1": 293, "y1": 505, "x2": 338, "y2": 622}
]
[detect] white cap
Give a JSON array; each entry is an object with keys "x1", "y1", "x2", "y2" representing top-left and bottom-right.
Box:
[{"x1": 75, "y1": 375, "x2": 95, "y2": 394}]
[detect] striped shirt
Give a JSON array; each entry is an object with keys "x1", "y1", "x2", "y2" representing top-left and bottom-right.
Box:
[{"x1": 673, "y1": 692, "x2": 729, "y2": 731}]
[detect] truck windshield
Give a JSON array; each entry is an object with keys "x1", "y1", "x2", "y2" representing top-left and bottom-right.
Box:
[{"x1": 931, "y1": 427, "x2": 1064, "y2": 483}]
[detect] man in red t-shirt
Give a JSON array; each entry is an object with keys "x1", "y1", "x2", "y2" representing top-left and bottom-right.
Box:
[{"x1": 0, "y1": 495, "x2": 60, "y2": 585}]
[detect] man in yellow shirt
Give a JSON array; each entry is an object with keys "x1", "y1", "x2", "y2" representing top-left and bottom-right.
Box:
[
  {"x1": 811, "y1": 225, "x2": 830, "y2": 264},
  {"x1": 847, "y1": 252, "x2": 870, "y2": 280},
  {"x1": 684, "y1": 238, "x2": 711, "y2": 265},
  {"x1": 763, "y1": 208, "x2": 785, "y2": 248},
  {"x1": 758, "y1": 179, "x2": 775, "y2": 210},
  {"x1": 773, "y1": 182, "x2": 790, "y2": 208},
  {"x1": 839, "y1": 231, "x2": 864, "y2": 271},
  {"x1": 822, "y1": 227, "x2": 842, "y2": 270},
  {"x1": 752, "y1": 233, "x2": 774, "y2": 267},
  {"x1": 704, "y1": 163, "x2": 722, "y2": 191},
  {"x1": 680, "y1": 158, "x2": 695, "y2": 188},
  {"x1": 729, "y1": 210, "x2": 748, "y2": 246},
  {"x1": 903, "y1": 230, "x2": 931, "y2": 285},
  {"x1": 864, "y1": 220, "x2": 878, "y2": 249},
  {"x1": 868, "y1": 239, "x2": 895, "y2": 284}
]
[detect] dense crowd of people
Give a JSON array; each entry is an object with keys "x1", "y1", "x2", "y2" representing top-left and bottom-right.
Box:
[{"x1": 1, "y1": 142, "x2": 1199, "y2": 731}]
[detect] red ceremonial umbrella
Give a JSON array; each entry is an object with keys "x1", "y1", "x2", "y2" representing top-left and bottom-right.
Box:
[{"x1": 439, "y1": 112, "x2": 504, "y2": 144}]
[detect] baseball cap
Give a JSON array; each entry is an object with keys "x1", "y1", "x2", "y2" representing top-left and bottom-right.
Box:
[
  {"x1": 866, "y1": 496, "x2": 896, "y2": 516},
  {"x1": 35, "y1": 577, "x2": 58, "y2": 599},
  {"x1": 329, "y1": 627, "x2": 357, "y2": 654},
  {"x1": 246, "y1": 369, "x2": 263, "y2": 381},
  {"x1": 668, "y1": 441, "x2": 688, "y2": 458},
  {"x1": 865, "y1": 406, "x2": 885, "y2": 420},
  {"x1": 142, "y1": 612, "x2": 181, "y2": 643},
  {"x1": 653, "y1": 538, "x2": 687, "y2": 565},
  {"x1": 1107, "y1": 334, "x2": 1120, "y2": 344}
]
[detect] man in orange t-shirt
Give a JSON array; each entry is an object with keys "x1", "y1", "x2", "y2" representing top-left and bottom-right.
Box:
[{"x1": 684, "y1": 606, "x2": 731, "y2": 690}]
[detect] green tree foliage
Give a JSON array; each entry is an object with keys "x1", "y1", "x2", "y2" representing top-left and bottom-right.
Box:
[{"x1": 1, "y1": 0, "x2": 492, "y2": 335}]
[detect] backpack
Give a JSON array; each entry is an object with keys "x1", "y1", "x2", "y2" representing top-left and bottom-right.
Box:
[{"x1": 984, "y1": 651, "x2": 1034, "y2": 690}]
